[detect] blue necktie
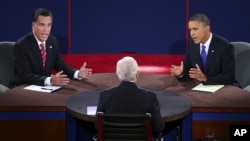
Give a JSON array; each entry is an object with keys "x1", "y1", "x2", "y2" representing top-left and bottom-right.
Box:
[{"x1": 201, "y1": 44, "x2": 207, "y2": 71}]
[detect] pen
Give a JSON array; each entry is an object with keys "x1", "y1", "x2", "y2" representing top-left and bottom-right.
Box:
[{"x1": 41, "y1": 88, "x2": 53, "y2": 90}]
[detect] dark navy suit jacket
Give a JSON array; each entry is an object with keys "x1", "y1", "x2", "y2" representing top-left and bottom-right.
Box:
[
  {"x1": 96, "y1": 81, "x2": 165, "y2": 133},
  {"x1": 181, "y1": 33, "x2": 235, "y2": 85},
  {"x1": 9, "y1": 32, "x2": 76, "y2": 88}
]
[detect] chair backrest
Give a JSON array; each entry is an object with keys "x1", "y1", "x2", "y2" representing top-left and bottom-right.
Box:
[
  {"x1": 0, "y1": 41, "x2": 15, "y2": 88},
  {"x1": 97, "y1": 112, "x2": 153, "y2": 141},
  {"x1": 231, "y1": 41, "x2": 250, "y2": 88}
]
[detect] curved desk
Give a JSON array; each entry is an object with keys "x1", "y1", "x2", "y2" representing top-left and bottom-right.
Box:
[
  {"x1": 1, "y1": 73, "x2": 250, "y2": 141},
  {"x1": 66, "y1": 89, "x2": 192, "y2": 122}
]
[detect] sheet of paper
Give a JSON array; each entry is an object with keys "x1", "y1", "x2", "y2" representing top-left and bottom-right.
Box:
[
  {"x1": 24, "y1": 85, "x2": 62, "y2": 93},
  {"x1": 191, "y1": 83, "x2": 224, "y2": 93},
  {"x1": 87, "y1": 106, "x2": 97, "y2": 115}
]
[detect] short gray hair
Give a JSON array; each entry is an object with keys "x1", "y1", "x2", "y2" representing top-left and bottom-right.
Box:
[{"x1": 116, "y1": 56, "x2": 138, "y2": 81}]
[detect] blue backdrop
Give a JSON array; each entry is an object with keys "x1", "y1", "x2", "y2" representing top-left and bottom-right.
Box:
[{"x1": 1, "y1": 0, "x2": 250, "y2": 54}]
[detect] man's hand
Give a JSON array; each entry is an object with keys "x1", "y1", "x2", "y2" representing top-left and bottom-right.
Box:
[
  {"x1": 170, "y1": 61, "x2": 184, "y2": 77},
  {"x1": 51, "y1": 71, "x2": 70, "y2": 86},
  {"x1": 78, "y1": 62, "x2": 92, "y2": 79},
  {"x1": 189, "y1": 64, "x2": 207, "y2": 82}
]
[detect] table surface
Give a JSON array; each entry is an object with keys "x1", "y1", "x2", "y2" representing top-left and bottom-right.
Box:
[
  {"x1": 66, "y1": 89, "x2": 192, "y2": 122},
  {"x1": 1, "y1": 73, "x2": 250, "y2": 113}
]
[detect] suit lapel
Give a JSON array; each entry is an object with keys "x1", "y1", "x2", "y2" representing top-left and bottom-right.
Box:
[
  {"x1": 45, "y1": 41, "x2": 54, "y2": 73},
  {"x1": 29, "y1": 35, "x2": 44, "y2": 72},
  {"x1": 206, "y1": 36, "x2": 217, "y2": 72},
  {"x1": 190, "y1": 43, "x2": 207, "y2": 73},
  {"x1": 193, "y1": 44, "x2": 202, "y2": 67}
]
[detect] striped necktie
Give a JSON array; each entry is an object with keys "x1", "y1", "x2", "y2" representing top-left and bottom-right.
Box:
[{"x1": 40, "y1": 42, "x2": 46, "y2": 70}]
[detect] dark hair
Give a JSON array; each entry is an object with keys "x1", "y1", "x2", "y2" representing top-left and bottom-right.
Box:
[
  {"x1": 32, "y1": 8, "x2": 53, "y2": 22},
  {"x1": 189, "y1": 13, "x2": 210, "y2": 26}
]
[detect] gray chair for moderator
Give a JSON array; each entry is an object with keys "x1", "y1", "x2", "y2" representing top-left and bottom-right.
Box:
[
  {"x1": 231, "y1": 41, "x2": 250, "y2": 92},
  {"x1": 0, "y1": 41, "x2": 15, "y2": 93}
]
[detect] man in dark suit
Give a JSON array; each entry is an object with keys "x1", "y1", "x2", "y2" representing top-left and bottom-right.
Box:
[
  {"x1": 9, "y1": 8, "x2": 92, "y2": 88},
  {"x1": 171, "y1": 13, "x2": 235, "y2": 85},
  {"x1": 96, "y1": 56, "x2": 164, "y2": 135}
]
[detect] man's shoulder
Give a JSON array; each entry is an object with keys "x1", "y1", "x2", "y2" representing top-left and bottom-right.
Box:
[
  {"x1": 16, "y1": 32, "x2": 34, "y2": 43},
  {"x1": 212, "y1": 33, "x2": 232, "y2": 46},
  {"x1": 100, "y1": 86, "x2": 117, "y2": 94},
  {"x1": 100, "y1": 86, "x2": 156, "y2": 95},
  {"x1": 46, "y1": 34, "x2": 57, "y2": 42},
  {"x1": 137, "y1": 88, "x2": 157, "y2": 97},
  {"x1": 15, "y1": 32, "x2": 36, "y2": 48}
]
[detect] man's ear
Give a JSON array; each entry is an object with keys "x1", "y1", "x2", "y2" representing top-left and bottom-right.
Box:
[
  {"x1": 32, "y1": 22, "x2": 36, "y2": 30},
  {"x1": 205, "y1": 25, "x2": 210, "y2": 31}
]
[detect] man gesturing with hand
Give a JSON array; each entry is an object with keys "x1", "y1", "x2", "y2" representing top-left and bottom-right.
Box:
[
  {"x1": 10, "y1": 8, "x2": 92, "y2": 88},
  {"x1": 171, "y1": 14, "x2": 235, "y2": 85}
]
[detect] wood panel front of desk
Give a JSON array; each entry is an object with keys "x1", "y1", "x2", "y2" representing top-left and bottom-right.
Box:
[
  {"x1": 192, "y1": 119, "x2": 250, "y2": 141},
  {"x1": 0, "y1": 83, "x2": 82, "y2": 141},
  {"x1": 0, "y1": 73, "x2": 110, "y2": 141},
  {"x1": 182, "y1": 85, "x2": 250, "y2": 141},
  {"x1": 0, "y1": 120, "x2": 65, "y2": 141},
  {"x1": 0, "y1": 100, "x2": 69, "y2": 141}
]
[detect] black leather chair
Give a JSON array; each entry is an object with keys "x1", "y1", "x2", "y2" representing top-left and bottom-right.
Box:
[
  {"x1": 0, "y1": 41, "x2": 15, "y2": 93},
  {"x1": 95, "y1": 112, "x2": 154, "y2": 141},
  {"x1": 231, "y1": 41, "x2": 250, "y2": 92}
]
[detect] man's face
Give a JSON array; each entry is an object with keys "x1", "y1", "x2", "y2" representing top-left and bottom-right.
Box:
[
  {"x1": 32, "y1": 15, "x2": 52, "y2": 42},
  {"x1": 188, "y1": 20, "x2": 210, "y2": 44}
]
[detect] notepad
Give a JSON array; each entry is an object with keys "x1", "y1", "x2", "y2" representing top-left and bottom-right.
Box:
[
  {"x1": 87, "y1": 106, "x2": 97, "y2": 115},
  {"x1": 191, "y1": 83, "x2": 224, "y2": 93},
  {"x1": 24, "y1": 85, "x2": 62, "y2": 93}
]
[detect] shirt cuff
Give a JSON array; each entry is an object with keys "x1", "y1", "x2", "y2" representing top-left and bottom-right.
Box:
[
  {"x1": 45, "y1": 77, "x2": 52, "y2": 86},
  {"x1": 176, "y1": 74, "x2": 184, "y2": 78},
  {"x1": 74, "y1": 70, "x2": 82, "y2": 80}
]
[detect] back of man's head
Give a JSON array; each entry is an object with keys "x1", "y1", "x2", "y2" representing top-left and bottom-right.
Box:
[{"x1": 116, "y1": 56, "x2": 138, "y2": 82}]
